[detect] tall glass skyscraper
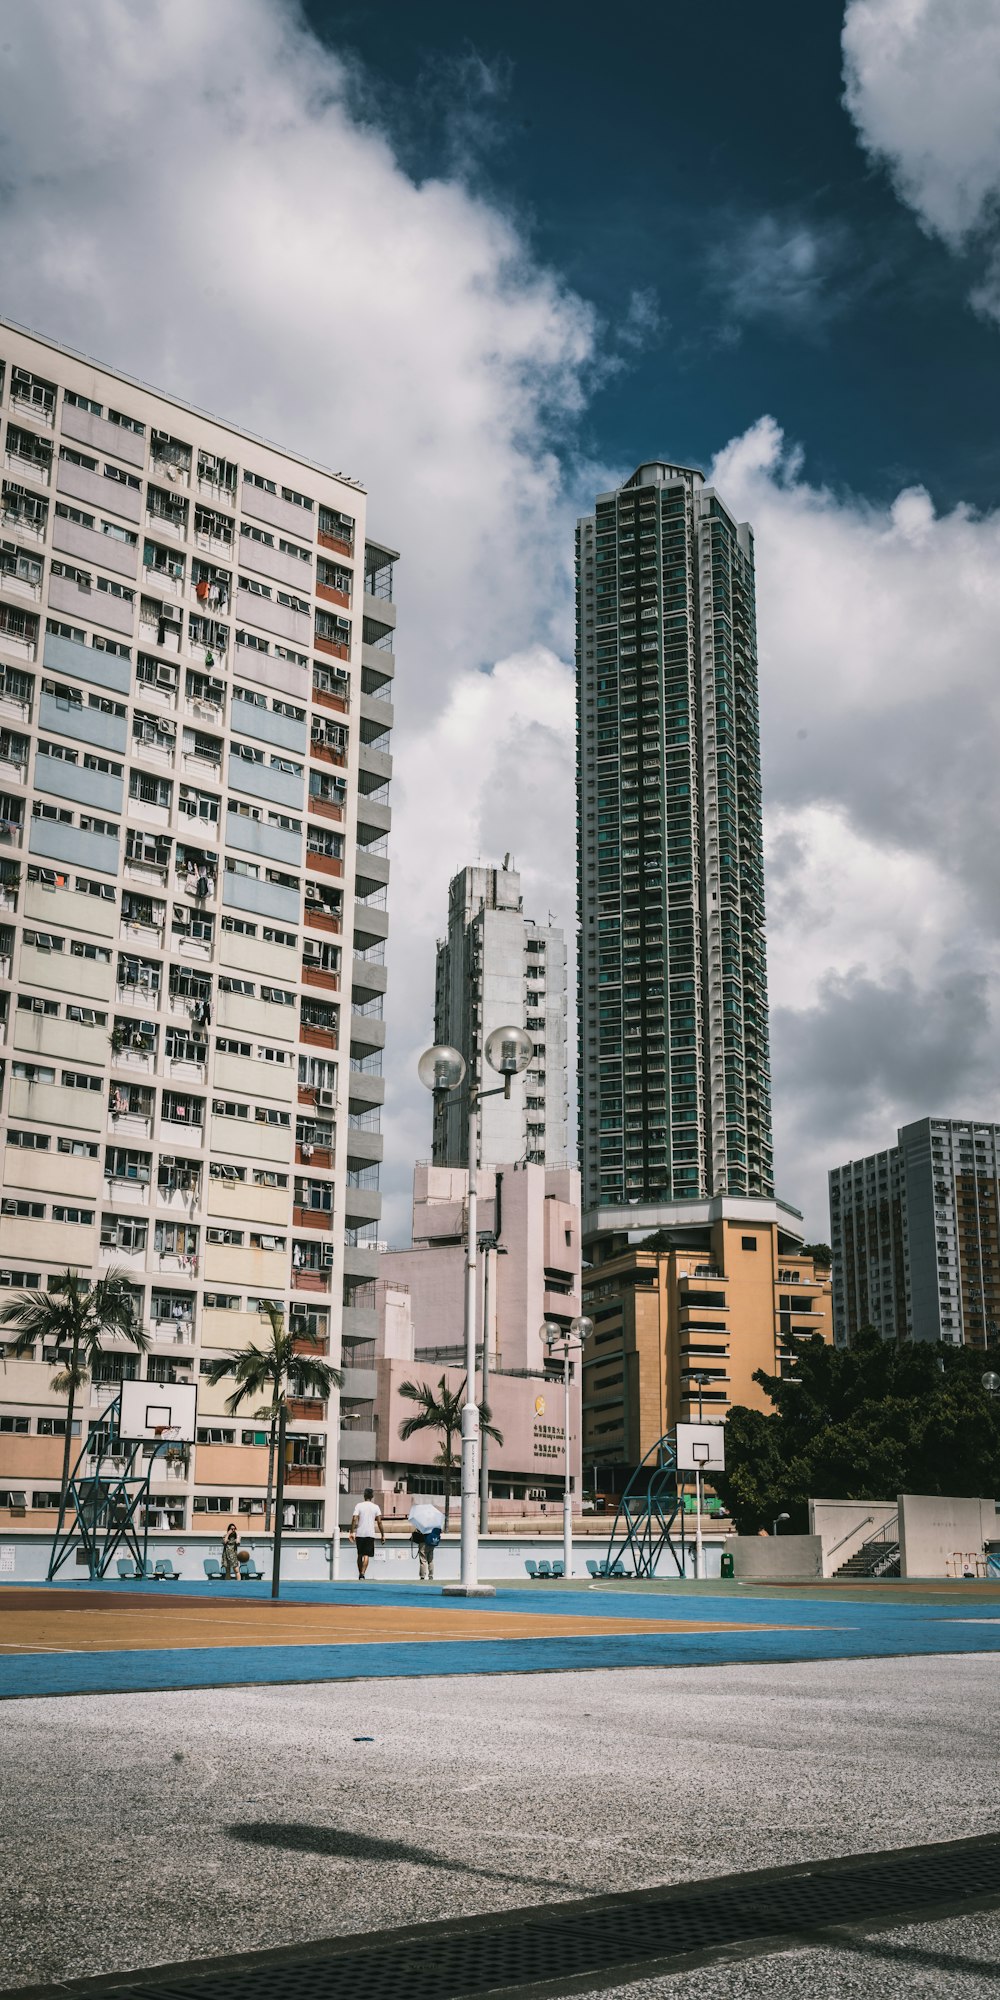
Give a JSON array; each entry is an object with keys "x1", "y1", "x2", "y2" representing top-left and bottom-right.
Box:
[{"x1": 576, "y1": 460, "x2": 773, "y2": 1212}]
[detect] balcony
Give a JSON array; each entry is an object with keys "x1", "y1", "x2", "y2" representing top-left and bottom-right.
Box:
[
  {"x1": 302, "y1": 964, "x2": 340, "y2": 994},
  {"x1": 293, "y1": 1205, "x2": 332, "y2": 1232},
  {"x1": 291, "y1": 1268, "x2": 331, "y2": 1292},
  {"x1": 285, "y1": 1463, "x2": 324, "y2": 1487},
  {"x1": 305, "y1": 906, "x2": 341, "y2": 937},
  {"x1": 299, "y1": 1022, "x2": 337, "y2": 1051},
  {"x1": 339, "y1": 1427, "x2": 378, "y2": 1462},
  {"x1": 286, "y1": 1397, "x2": 327, "y2": 1421}
]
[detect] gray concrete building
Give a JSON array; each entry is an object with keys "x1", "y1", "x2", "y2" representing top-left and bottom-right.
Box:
[
  {"x1": 576, "y1": 461, "x2": 772, "y2": 1220},
  {"x1": 432, "y1": 861, "x2": 568, "y2": 1168},
  {"x1": 0, "y1": 319, "x2": 396, "y2": 1542},
  {"x1": 830, "y1": 1117, "x2": 1000, "y2": 1348}
]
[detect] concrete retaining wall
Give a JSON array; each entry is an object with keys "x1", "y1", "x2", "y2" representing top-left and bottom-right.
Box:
[
  {"x1": 730, "y1": 1534, "x2": 824, "y2": 1583},
  {"x1": 898, "y1": 1494, "x2": 999, "y2": 1578}
]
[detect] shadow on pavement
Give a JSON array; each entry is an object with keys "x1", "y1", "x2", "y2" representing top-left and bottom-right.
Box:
[{"x1": 227, "y1": 1821, "x2": 561, "y2": 1890}]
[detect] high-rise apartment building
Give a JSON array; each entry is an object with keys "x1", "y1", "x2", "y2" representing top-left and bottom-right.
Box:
[
  {"x1": 576, "y1": 461, "x2": 772, "y2": 1213},
  {"x1": 0, "y1": 321, "x2": 395, "y2": 1543},
  {"x1": 830, "y1": 1117, "x2": 1000, "y2": 1349},
  {"x1": 432, "y1": 861, "x2": 567, "y2": 1167}
]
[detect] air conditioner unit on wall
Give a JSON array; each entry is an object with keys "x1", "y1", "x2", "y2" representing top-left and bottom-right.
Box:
[{"x1": 318, "y1": 1089, "x2": 335, "y2": 1108}]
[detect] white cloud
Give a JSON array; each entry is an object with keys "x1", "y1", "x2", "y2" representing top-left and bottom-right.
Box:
[
  {"x1": 706, "y1": 214, "x2": 854, "y2": 331},
  {"x1": 712, "y1": 416, "x2": 1000, "y2": 1232},
  {"x1": 0, "y1": 0, "x2": 603, "y2": 1238},
  {"x1": 843, "y1": 0, "x2": 1000, "y2": 317}
]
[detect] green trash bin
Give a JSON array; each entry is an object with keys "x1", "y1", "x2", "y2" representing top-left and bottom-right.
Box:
[{"x1": 720, "y1": 1551, "x2": 735, "y2": 1579}]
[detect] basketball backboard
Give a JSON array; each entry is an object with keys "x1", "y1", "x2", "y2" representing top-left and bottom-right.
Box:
[
  {"x1": 675, "y1": 1421, "x2": 726, "y2": 1472},
  {"x1": 119, "y1": 1379, "x2": 197, "y2": 1443}
]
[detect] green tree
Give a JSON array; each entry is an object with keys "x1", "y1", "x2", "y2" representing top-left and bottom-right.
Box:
[
  {"x1": 202, "y1": 1298, "x2": 341, "y2": 1596},
  {"x1": 398, "y1": 1375, "x2": 503, "y2": 1528},
  {"x1": 0, "y1": 1269, "x2": 147, "y2": 1526},
  {"x1": 713, "y1": 1328, "x2": 1000, "y2": 1533}
]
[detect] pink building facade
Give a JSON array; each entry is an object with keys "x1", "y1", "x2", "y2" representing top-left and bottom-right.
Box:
[{"x1": 371, "y1": 1163, "x2": 583, "y2": 1524}]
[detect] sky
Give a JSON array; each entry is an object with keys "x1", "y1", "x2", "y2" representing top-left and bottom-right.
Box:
[{"x1": 1, "y1": 0, "x2": 1000, "y2": 1241}]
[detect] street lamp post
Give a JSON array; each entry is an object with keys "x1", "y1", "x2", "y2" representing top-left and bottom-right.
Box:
[
  {"x1": 689, "y1": 1368, "x2": 712, "y2": 1582},
  {"x1": 773, "y1": 1511, "x2": 790, "y2": 1536},
  {"x1": 542, "y1": 1315, "x2": 593, "y2": 1580},
  {"x1": 418, "y1": 1028, "x2": 533, "y2": 1597}
]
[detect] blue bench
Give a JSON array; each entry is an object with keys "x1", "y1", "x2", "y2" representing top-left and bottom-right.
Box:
[
  {"x1": 203, "y1": 1558, "x2": 224, "y2": 1580},
  {"x1": 154, "y1": 1559, "x2": 180, "y2": 1581}
]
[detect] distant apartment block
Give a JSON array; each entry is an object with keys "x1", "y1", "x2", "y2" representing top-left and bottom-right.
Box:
[
  {"x1": 830, "y1": 1117, "x2": 1000, "y2": 1348},
  {"x1": 581, "y1": 1199, "x2": 831, "y2": 1475},
  {"x1": 432, "y1": 861, "x2": 568, "y2": 1167},
  {"x1": 0, "y1": 320, "x2": 397, "y2": 1539}
]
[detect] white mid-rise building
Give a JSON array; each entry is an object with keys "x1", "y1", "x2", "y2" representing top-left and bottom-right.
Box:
[
  {"x1": 432, "y1": 860, "x2": 568, "y2": 1168},
  {"x1": 0, "y1": 320, "x2": 397, "y2": 1543}
]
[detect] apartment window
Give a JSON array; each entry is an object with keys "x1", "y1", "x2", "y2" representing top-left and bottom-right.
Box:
[
  {"x1": 245, "y1": 472, "x2": 277, "y2": 495},
  {"x1": 104, "y1": 465, "x2": 141, "y2": 491},
  {"x1": 741, "y1": 1236, "x2": 757, "y2": 1251},
  {"x1": 239, "y1": 574, "x2": 271, "y2": 599},
  {"x1": 281, "y1": 487, "x2": 313, "y2": 511},
  {"x1": 0, "y1": 1415, "x2": 29, "y2": 1434},
  {"x1": 64, "y1": 391, "x2": 102, "y2": 416},
  {"x1": 236, "y1": 630, "x2": 269, "y2": 653},
  {"x1": 62, "y1": 1071, "x2": 102, "y2": 1093},
  {"x1": 108, "y1": 409, "x2": 145, "y2": 436},
  {"x1": 207, "y1": 1227, "x2": 244, "y2": 1246},
  {"x1": 7, "y1": 1129, "x2": 51, "y2": 1148},
  {"x1": 1, "y1": 1199, "x2": 45, "y2": 1218},
  {"x1": 213, "y1": 1098, "x2": 249, "y2": 1120},
  {"x1": 193, "y1": 1496, "x2": 233, "y2": 1512},
  {"x1": 52, "y1": 1206, "x2": 94, "y2": 1225},
  {"x1": 59, "y1": 1138, "x2": 98, "y2": 1159}
]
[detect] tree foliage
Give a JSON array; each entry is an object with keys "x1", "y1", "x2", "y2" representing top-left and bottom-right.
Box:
[
  {"x1": 712, "y1": 1328, "x2": 1000, "y2": 1533},
  {"x1": 203, "y1": 1298, "x2": 342, "y2": 1531},
  {"x1": 0, "y1": 1269, "x2": 147, "y2": 1514},
  {"x1": 398, "y1": 1374, "x2": 503, "y2": 1527}
]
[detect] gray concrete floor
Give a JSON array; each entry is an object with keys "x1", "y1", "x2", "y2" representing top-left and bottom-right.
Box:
[{"x1": 2, "y1": 1655, "x2": 999, "y2": 1993}]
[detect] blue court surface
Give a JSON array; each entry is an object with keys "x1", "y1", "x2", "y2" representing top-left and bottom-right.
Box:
[{"x1": 3, "y1": 1576, "x2": 1000, "y2": 1699}]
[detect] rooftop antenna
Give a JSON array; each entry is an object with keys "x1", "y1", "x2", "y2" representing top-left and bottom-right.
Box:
[{"x1": 503, "y1": 852, "x2": 512, "y2": 870}]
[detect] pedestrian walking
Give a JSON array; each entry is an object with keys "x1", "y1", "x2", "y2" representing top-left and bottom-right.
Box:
[
  {"x1": 221, "y1": 1522, "x2": 241, "y2": 1579},
  {"x1": 407, "y1": 1502, "x2": 444, "y2": 1584},
  {"x1": 349, "y1": 1487, "x2": 385, "y2": 1580}
]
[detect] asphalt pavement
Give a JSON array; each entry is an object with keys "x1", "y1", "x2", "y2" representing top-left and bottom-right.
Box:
[{"x1": 2, "y1": 1652, "x2": 999, "y2": 1994}]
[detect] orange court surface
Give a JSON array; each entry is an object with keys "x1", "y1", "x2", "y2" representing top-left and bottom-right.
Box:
[{"x1": 0, "y1": 1587, "x2": 802, "y2": 1655}]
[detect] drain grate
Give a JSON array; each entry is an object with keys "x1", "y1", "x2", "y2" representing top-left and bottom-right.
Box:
[{"x1": 14, "y1": 1831, "x2": 1000, "y2": 2000}]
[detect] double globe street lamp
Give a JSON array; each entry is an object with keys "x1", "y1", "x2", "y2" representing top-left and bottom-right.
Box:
[
  {"x1": 418, "y1": 1026, "x2": 534, "y2": 1596},
  {"x1": 540, "y1": 1315, "x2": 594, "y2": 1579}
]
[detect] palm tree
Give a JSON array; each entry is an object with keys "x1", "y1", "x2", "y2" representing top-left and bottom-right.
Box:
[
  {"x1": 202, "y1": 1298, "x2": 342, "y2": 1597},
  {"x1": 0, "y1": 1269, "x2": 147, "y2": 1526},
  {"x1": 398, "y1": 1375, "x2": 503, "y2": 1528}
]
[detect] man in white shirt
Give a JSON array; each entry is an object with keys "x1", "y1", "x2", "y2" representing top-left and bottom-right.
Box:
[{"x1": 349, "y1": 1488, "x2": 385, "y2": 1580}]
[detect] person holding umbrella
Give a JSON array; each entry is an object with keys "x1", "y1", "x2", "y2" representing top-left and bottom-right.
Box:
[{"x1": 408, "y1": 1502, "x2": 444, "y2": 1582}]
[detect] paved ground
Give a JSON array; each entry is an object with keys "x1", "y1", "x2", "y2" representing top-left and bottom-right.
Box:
[
  {"x1": 2, "y1": 1652, "x2": 999, "y2": 1994},
  {"x1": 3, "y1": 1576, "x2": 1000, "y2": 1697}
]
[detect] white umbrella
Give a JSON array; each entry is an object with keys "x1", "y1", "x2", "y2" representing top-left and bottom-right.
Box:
[{"x1": 408, "y1": 1503, "x2": 445, "y2": 1534}]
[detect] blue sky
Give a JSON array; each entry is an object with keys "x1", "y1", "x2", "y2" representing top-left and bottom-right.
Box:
[
  {"x1": 3, "y1": 0, "x2": 1000, "y2": 1240},
  {"x1": 308, "y1": 0, "x2": 1000, "y2": 512}
]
